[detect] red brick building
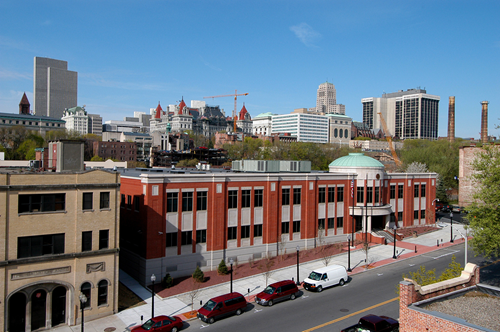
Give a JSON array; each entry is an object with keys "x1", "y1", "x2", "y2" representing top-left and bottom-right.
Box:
[
  {"x1": 118, "y1": 153, "x2": 437, "y2": 286},
  {"x1": 92, "y1": 141, "x2": 137, "y2": 162}
]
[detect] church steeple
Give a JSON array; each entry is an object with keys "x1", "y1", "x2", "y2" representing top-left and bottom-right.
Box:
[{"x1": 19, "y1": 92, "x2": 30, "y2": 114}]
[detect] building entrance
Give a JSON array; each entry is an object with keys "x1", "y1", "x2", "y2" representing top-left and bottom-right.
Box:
[
  {"x1": 9, "y1": 293, "x2": 26, "y2": 332},
  {"x1": 52, "y1": 286, "x2": 67, "y2": 327},
  {"x1": 31, "y1": 289, "x2": 47, "y2": 330}
]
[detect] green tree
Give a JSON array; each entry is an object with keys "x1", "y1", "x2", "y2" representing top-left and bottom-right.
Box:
[
  {"x1": 90, "y1": 155, "x2": 104, "y2": 161},
  {"x1": 217, "y1": 259, "x2": 228, "y2": 275},
  {"x1": 466, "y1": 145, "x2": 500, "y2": 258},
  {"x1": 163, "y1": 273, "x2": 174, "y2": 288},
  {"x1": 192, "y1": 266, "x2": 205, "y2": 283}
]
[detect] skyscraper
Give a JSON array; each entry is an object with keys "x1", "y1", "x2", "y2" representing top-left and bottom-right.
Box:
[
  {"x1": 362, "y1": 88, "x2": 440, "y2": 140},
  {"x1": 33, "y1": 57, "x2": 77, "y2": 119},
  {"x1": 314, "y1": 82, "x2": 345, "y2": 115}
]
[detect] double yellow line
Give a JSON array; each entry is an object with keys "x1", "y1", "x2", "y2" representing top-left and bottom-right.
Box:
[{"x1": 303, "y1": 297, "x2": 399, "y2": 332}]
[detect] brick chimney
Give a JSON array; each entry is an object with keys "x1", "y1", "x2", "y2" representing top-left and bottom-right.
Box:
[
  {"x1": 481, "y1": 101, "x2": 489, "y2": 144},
  {"x1": 447, "y1": 96, "x2": 455, "y2": 143}
]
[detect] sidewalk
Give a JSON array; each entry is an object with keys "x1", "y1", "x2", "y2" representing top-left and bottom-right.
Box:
[{"x1": 51, "y1": 222, "x2": 468, "y2": 331}]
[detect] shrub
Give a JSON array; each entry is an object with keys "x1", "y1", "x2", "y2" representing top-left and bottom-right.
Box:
[
  {"x1": 217, "y1": 259, "x2": 228, "y2": 275},
  {"x1": 192, "y1": 266, "x2": 205, "y2": 283},
  {"x1": 163, "y1": 273, "x2": 174, "y2": 288}
]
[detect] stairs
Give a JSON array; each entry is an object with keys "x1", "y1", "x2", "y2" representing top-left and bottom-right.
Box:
[{"x1": 373, "y1": 229, "x2": 394, "y2": 243}]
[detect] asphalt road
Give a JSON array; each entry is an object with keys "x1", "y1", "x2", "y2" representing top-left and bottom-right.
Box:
[{"x1": 183, "y1": 243, "x2": 499, "y2": 332}]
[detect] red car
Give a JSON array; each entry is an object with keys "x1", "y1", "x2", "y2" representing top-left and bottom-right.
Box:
[{"x1": 131, "y1": 315, "x2": 183, "y2": 332}]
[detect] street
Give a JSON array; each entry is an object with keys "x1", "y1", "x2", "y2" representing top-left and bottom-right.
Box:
[{"x1": 182, "y1": 243, "x2": 498, "y2": 332}]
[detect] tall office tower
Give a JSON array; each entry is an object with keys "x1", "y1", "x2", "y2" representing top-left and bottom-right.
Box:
[
  {"x1": 315, "y1": 82, "x2": 345, "y2": 115},
  {"x1": 88, "y1": 113, "x2": 103, "y2": 136},
  {"x1": 33, "y1": 57, "x2": 78, "y2": 119},
  {"x1": 361, "y1": 88, "x2": 440, "y2": 140}
]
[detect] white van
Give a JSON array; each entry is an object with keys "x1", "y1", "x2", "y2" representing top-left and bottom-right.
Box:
[{"x1": 303, "y1": 264, "x2": 348, "y2": 292}]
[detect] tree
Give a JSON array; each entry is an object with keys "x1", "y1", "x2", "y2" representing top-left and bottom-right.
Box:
[
  {"x1": 91, "y1": 155, "x2": 104, "y2": 161},
  {"x1": 192, "y1": 266, "x2": 205, "y2": 283},
  {"x1": 406, "y1": 161, "x2": 428, "y2": 173},
  {"x1": 163, "y1": 273, "x2": 174, "y2": 288},
  {"x1": 257, "y1": 256, "x2": 275, "y2": 286},
  {"x1": 217, "y1": 259, "x2": 228, "y2": 275},
  {"x1": 466, "y1": 145, "x2": 500, "y2": 259}
]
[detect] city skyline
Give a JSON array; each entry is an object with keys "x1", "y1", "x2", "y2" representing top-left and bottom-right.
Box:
[{"x1": 0, "y1": 1, "x2": 498, "y2": 140}]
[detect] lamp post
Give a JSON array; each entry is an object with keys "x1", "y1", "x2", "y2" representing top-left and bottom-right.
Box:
[
  {"x1": 392, "y1": 225, "x2": 397, "y2": 259},
  {"x1": 450, "y1": 212, "x2": 454, "y2": 243},
  {"x1": 347, "y1": 234, "x2": 352, "y2": 272},
  {"x1": 457, "y1": 229, "x2": 468, "y2": 266},
  {"x1": 296, "y1": 246, "x2": 300, "y2": 285},
  {"x1": 229, "y1": 258, "x2": 234, "y2": 293},
  {"x1": 151, "y1": 274, "x2": 156, "y2": 318},
  {"x1": 79, "y1": 293, "x2": 87, "y2": 332}
]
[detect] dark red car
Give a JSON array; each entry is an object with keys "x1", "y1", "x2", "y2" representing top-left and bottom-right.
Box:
[{"x1": 131, "y1": 315, "x2": 183, "y2": 332}]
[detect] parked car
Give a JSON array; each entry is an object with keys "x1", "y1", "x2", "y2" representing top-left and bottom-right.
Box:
[
  {"x1": 452, "y1": 205, "x2": 461, "y2": 213},
  {"x1": 303, "y1": 264, "x2": 348, "y2": 292},
  {"x1": 197, "y1": 292, "x2": 247, "y2": 324},
  {"x1": 341, "y1": 314, "x2": 399, "y2": 332},
  {"x1": 255, "y1": 279, "x2": 299, "y2": 306},
  {"x1": 435, "y1": 202, "x2": 444, "y2": 211},
  {"x1": 131, "y1": 315, "x2": 183, "y2": 332}
]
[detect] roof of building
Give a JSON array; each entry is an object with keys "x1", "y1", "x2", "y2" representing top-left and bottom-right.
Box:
[
  {"x1": 0, "y1": 112, "x2": 66, "y2": 123},
  {"x1": 254, "y1": 112, "x2": 274, "y2": 118},
  {"x1": 154, "y1": 102, "x2": 163, "y2": 119},
  {"x1": 329, "y1": 153, "x2": 384, "y2": 168},
  {"x1": 239, "y1": 104, "x2": 248, "y2": 120},
  {"x1": 325, "y1": 114, "x2": 352, "y2": 119},
  {"x1": 20, "y1": 92, "x2": 30, "y2": 106}
]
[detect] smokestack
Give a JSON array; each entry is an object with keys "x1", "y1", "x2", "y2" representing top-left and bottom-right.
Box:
[
  {"x1": 481, "y1": 101, "x2": 489, "y2": 144},
  {"x1": 447, "y1": 96, "x2": 455, "y2": 143}
]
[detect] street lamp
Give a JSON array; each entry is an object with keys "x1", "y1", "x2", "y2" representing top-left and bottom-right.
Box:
[
  {"x1": 450, "y1": 212, "x2": 454, "y2": 243},
  {"x1": 296, "y1": 246, "x2": 300, "y2": 285},
  {"x1": 151, "y1": 274, "x2": 156, "y2": 318},
  {"x1": 79, "y1": 293, "x2": 87, "y2": 332},
  {"x1": 392, "y1": 225, "x2": 397, "y2": 259},
  {"x1": 457, "y1": 229, "x2": 468, "y2": 266},
  {"x1": 347, "y1": 234, "x2": 352, "y2": 272},
  {"x1": 229, "y1": 258, "x2": 234, "y2": 293}
]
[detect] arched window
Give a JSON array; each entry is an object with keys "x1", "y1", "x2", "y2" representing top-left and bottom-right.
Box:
[
  {"x1": 345, "y1": 129, "x2": 348, "y2": 138},
  {"x1": 334, "y1": 128, "x2": 338, "y2": 138},
  {"x1": 98, "y1": 280, "x2": 108, "y2": 306},
  {"x1": 339, "y1": 129, "x2": 343, "y2": 138},
  {"x1": 80, "y1": 282, "x2": 91, "y2": 308}
]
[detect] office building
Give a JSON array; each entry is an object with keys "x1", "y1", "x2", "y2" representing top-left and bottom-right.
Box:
[
  {"x1": 118, "y1": 153, "x2": 436, "y2": 285},
  {"x1": 327, "y1": 114, "x2": 352, "y2": 145},
  {"x1": 362, "y1": 88, "x2": 440, "y2": 140},
  {"x1": 62, "y1": 106, "x2": 88, "y2": 135},
  {"x1": 313, "y1": 82, "x2": 346, "y2": 115},
  {"x1": 33, "y1": 57, "x2": 78, "y2": 119},
  {"x1": 0, "y1": 112, "x2": 65, "y2": 136},
  {"x1": 271, "y1": 112, "x2": 329, "y2": 143},
  {"x1": 0, "y1": 141, "x2": 120, "y2": 331},
  {"x1": 88, "y1": 114, "x2": 103, "y2": 136},
  {"x1": 252, "y1": 112, "x2": 274, "y2": 136}
]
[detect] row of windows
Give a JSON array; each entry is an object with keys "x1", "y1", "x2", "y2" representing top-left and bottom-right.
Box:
[
  {"x1": 166, "y1": 230, "x2": 207, "y2": 247},
  {"x1": 81, "y1": 280, "x2": 108, "y2": 308},
  {"x1": 318, "y1": 187, "x2": 344, "y2": 203},
  {"x1": 19, "y1": 192, "x2": 110, "y2": 214},
  {"x1": 82, "y1": 230, "x2": 110, "y2": 252},
  {"x1": 1, "y1": 119, "x2": 62, "y2": 126},
  {"x1": 318, "y1": 217, "x2": 344, "y2": 229},
  {"x1": 389, "y1": 184, "x2": 427, "y2": 199}
]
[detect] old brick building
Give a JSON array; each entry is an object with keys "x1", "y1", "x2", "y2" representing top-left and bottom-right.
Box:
[{"x1": 92, "y1": 140, "x2": 137, "y2": 162}]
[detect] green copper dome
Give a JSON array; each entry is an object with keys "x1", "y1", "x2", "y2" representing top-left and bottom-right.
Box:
[{"x1": 329, "y1": 153, "x2": 384, "y2": 168}]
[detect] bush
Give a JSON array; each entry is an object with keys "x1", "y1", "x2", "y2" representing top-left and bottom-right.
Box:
[
  {"x1": 163, "y1": 273, "x2": 173, "y2": 288},
  {"x1": 192, "y1": 266, "x2": 205, "y2": 283},
  {"x1": 217, "y1": 259, "x2": 228, "y2": 275}
]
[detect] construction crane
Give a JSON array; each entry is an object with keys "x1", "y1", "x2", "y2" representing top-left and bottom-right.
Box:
[
  {"x1": 204, "y1": 90, "x2": 249, "y2": 132},
  {"x1": 378, "y1": 112, "x2": 402, "y2": 167}
]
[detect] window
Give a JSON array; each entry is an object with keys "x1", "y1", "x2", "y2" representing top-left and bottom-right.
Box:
[
  {"x1": 328, "y1": 217, "x2": 335, "y2": 229},
  {"x1": 254, "y1": 189, "x2": 263, "y2": 207},
  {"x1": 414, "y1": 184, "x2": 420, "y2": 198},
  {"x1": 134, "y1": 196, "x2": 140, "y2": 211},
  {"x1": 98, "y1": 280, "x2": 108, "y2": 306},
  {"x1": 228, "y1": 227, "x2": 237, "y2": 240},
  {"x1": 196, "y1": 230, "x2": 207, "y2": 243},
  {"x1": 121, "y1": 194, "x2": 125, "y2": 207},
  {"x1": 181, "y1": 231, "x2": 192, "y2": 245},
  {"x1": 82, "y1": 231, "x2": 92, "y2": 252},
  {"x1": 167, "y1": 193, "x2": 178, "y2": 213},
  {"x1": 398, "y1": 185, "x2": 404, "y2": 198},
  {"x1": 166, "y1": 232, "x2": 177, "y2": 247},
  {"x1": 414, "y1": 210, "x2": 419, "y2": 219},
  {"x1": 81, "y1": 282, "x2": 91, "y2": 308},
  {"x1": 242, "y1": 190, "x2": 251, "y2": 208},
  {"x1": 182, "y1": 192, "x2": 193, "y2": 212},
  {"x1": 197, "y1": 191, "x2": 207, "y2": 211},
  {"x1": 337, "y1": 187, "x2": 344, "y2": 202},
  {"x1": 282, "y1": 188, "x2": 290, "y2": 206},
  {"x1": 375, "y1": 187, "x2": 380, "y2": 204},
  {"x1": 421, "y1": 210, "x2": 426, "y2": 219},
  {"x1": 357, "y1": 187, "x2": 364, "y2": 204},
  {"x1": 100, "y1": 192, "x2": 110, "y2": 209},
  {"x1": 398, "y1": 211, "x2": 403, "y2": 222},
  {"x1": 390, "y1": 185, "x2": 396, "y2": 199},
  {"x1": 281, "y1": 222, "x2": 289, "y2": 234},
  {"x1": 337, "y1": 217, "x2": 344, "y2": 228},
  {"x1": 293, "y1": 220, "x2": 301, "y2": 233},
  {"x1": 421, "y1": 184, "x2": 426, "y2": 197},
  {"x1": 99, "y1": 230, "x2": 109, "y2": 250},
  {"x1": 318, "y1": 218, "x2": 325, "y2": 230},
  {"x1": 328, "y1": 187, "x2": 335, "y2": 202},
  {"x1": 254, "y1": 224, "x2": 263, "y2": 237},
  {"x1": 18, "y1": 234, "x2": 65, "y2": 258},
  {"x1": 293, "y1": 188, "x2": 301, "y2": 205},
  {"x1": 367, "y1": 187, "x2": 373, "y2": 203},
  {"x1": 228, "y1": 190, "x2": 238, "y2": 209},
  {"x1": 127, "y1": 195, "x2": 132, "y2": 209},
  {"x1": 318, "y1": 187, "x2": 326, "y2": 203},
  {"x1": 241, "y1": 225, "x2": 250, "y2": 238},
  {"x1": 18, "y1": 193, "x2": 65, "y2": 213}
]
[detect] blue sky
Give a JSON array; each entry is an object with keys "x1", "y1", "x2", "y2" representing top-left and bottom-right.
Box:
[{"x1": 1, "y1": 0, "x2": 499, "y2": 139}]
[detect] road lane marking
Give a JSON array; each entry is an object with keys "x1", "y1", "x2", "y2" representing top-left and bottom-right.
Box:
[
  {"x1": 302, "y1": 297, "x2": 399, "y2": 332},
  {"x1": 422, "y1": 249, "x2": 460, "y2": 260}
]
